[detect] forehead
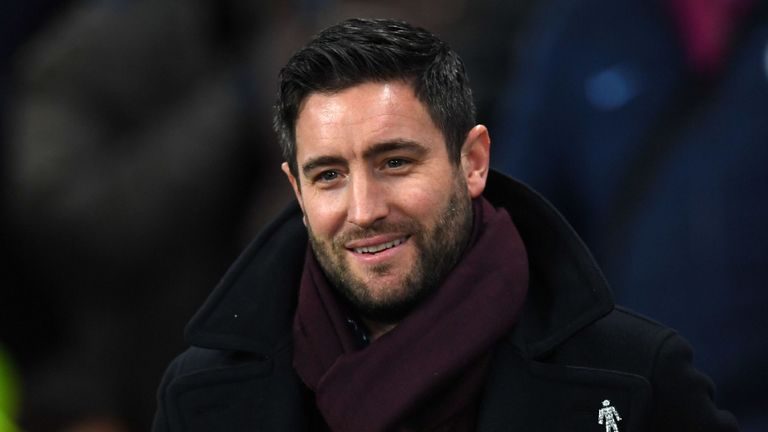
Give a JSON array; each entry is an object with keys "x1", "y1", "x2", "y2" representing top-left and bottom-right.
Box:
[
  {"x1": 294, "y1": 81, "x2": 444, "y2": 160},
  {"x1": 296, "y1": 81, "x2": 432, "y2": 133}
]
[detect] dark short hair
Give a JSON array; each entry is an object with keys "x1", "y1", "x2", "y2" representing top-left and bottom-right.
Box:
[{"x1": 274, "y1": 18, "x2": 476, "y2": 176}]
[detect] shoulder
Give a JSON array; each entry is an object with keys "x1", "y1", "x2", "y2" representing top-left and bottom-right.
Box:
[
  {"x1": 152, "y1": 345, "x2": 297, "y2": 432},
  {"x1": 584, "y1": 306, "x2": 677, "y2": 351},
  {"x1": 550, "y1": 306, "x2": 686, "y2": 377},
  {"x1": 482, "y1": 306, "x2": 737, "y2": 430},
  {"x1": 549, "y1": 307, "x2": 738, "y2": 429}
]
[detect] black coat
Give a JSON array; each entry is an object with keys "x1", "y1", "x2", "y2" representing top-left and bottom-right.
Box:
[{"x1": 152, "y1": 171, "x2": 738, "y2": 431}]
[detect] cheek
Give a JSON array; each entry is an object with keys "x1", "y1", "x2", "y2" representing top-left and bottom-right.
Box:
[
  {"x1": 397, "y1": 180, "x2": 453, "y2": 220},
  {"x1": 303, "y1": 194, "x2": 346, "y2": 239}
]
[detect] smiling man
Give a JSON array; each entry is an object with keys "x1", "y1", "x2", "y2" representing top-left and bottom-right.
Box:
[{"x1": 152, "y1": 18, "x2": 737, "y2": 432}]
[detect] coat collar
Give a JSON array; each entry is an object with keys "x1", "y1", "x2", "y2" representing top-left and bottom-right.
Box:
[
  {"x1": 483, "y1": 170, "x2": 613, "y2": 357},
  {"x1": 184, "y1": 170, "x2": 613, "y2": 360}
]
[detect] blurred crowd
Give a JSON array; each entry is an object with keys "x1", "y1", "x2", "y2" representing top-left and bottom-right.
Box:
[{"x1": 1, "y1": 0, "x2": 764, "y2": 431}]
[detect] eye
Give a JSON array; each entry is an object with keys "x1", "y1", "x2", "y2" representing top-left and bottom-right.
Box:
[
  {"x1": 317, "y1": 170, "x2": 339, "y2": 182},
  {"x1": 385, "y1": 158, "x2": 408, "y2": 169}
]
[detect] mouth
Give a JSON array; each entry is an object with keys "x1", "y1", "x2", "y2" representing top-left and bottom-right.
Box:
[
  {"x1": 346, "y1": 236, "x2": 410, "y2": 255},
  {"x1": 352, "y1": 237, "x2": 407, "y2": 254}
]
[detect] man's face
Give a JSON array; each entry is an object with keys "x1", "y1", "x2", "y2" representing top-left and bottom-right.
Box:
[{"x1": 283, "y1": 81, "x2": 485, "y2": 323}]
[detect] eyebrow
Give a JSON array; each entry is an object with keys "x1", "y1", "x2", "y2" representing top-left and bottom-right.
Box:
[
  {"x1": 362, "y1": 139, "x2": 428, "y2": 160},
  {"x1": 301, "y1": 139, "x2": 429, "y2": 177},
  {"x1": 302, "y1": 155, "x2": 348, "y2": 177}
]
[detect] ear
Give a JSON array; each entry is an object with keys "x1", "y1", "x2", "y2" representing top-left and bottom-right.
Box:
[
  {"x1": 460, "y1": 125, "x2": 491, "y2": 198},
  {"x1": 281, "y1": 162, "x2": 307, "y2": 225}
]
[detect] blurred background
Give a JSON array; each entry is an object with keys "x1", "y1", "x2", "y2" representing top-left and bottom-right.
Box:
[{"x1": 0, "y1": 0, "x2": 765, "y2": 431}]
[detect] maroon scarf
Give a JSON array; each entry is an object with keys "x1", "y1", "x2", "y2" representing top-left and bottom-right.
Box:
[{"x1": 293, "y1": 197, "x2": 529, "y2": 432}]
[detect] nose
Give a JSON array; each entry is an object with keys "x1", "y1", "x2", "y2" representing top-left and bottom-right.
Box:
[{"x1": 346, "y1": 172, "x2": 389, "y2": 227}]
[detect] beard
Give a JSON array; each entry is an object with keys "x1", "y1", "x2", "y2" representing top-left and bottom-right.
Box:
[{"x1": 307, "y1": 176, "x2": 474, "y2": 324}]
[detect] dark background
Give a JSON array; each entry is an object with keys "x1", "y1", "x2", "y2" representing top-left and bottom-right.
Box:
[{"x1": 1, "y1": 0, "x2": 764, "y2": 431}]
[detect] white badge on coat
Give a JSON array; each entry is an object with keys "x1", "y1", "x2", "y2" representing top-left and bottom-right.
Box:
[{"x1": 597, "y1": 399, "x2": 622, "y2": 432}]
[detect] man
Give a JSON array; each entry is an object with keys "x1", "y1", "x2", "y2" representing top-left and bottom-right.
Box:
[{"x1": 152, "y1": 18, "x2": 737, "y2": 431}]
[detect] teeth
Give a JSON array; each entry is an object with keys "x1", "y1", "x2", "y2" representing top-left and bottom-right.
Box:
[{"x1": 354, "y1": 238, "x2": 404, "y2": 254}]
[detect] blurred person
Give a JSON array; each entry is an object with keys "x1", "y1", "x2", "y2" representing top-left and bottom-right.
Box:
[
  {"x1": 153, "y1": 18, "x2": 736, "y2": 431},
  {"x1": 492, "y1": 0, "x2": 768, "y2": 429},
  {"x1": 3, "y1": 0, "x2": 298, "y2": 430}
]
